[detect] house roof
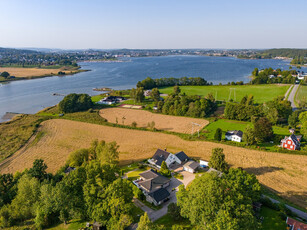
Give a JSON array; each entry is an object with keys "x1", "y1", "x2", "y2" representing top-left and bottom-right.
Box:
[
  {"x1": 183, "y1": 161, "x2": 199, "y2": 170},
  {"x1": 148, "y1": 188, "x2": 170, "y2": 203},
  {"x1": 175, "y1": 151, "x2": 189, "y2": 162},
  {"x1": 138, "y1": 169, "x2": 170, "y2": 192},
  {"x1": 152, "y1": 149, "x2": 171, "y2": 166},
  {"x1": 225, "y1": 130, "x2": 243, "y2": 138},
  {"x1": 286, "y1": 217, "x2": 307, "y2": 230}
]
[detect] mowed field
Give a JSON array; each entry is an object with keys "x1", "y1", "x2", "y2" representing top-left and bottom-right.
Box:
[
  {"x1": 159, "y1": 84, "x2": 290, "y2": 103},
  {"x1": 0, "y1": 67, "x2": 75, "y2": 78},
  {"x1": 296, "y1": 85, "x2": 307, "y2": 105},
  {"x1": 99, "y1": 108, "x2": 209, "y2": 134},
  {"x1": 1, "y1": 119, "x2": 307, "y2": 209}
]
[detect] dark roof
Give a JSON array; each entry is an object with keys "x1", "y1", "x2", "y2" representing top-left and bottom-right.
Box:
[
  {"x1": 138, "y1": 169, "x2": 170, "y2": 192},
  {"x1": 175, "y1": 151, "x2": 189, "y2": 162},
  {"x1": 152, "y1": 149, "x2": 171, "y2": 166},
  {"x1": 64, "y1": 167, "x2": 76, "y2": 174},
  {"x1": 148, "y1": 188, "x2": 170, "y2": 203},
  {"x1": 183, "y1": 161, "x2": 199, "y2": 170},
  {"x1": 295, "y1": 135, "x2": 302, "y2": 141},
  {"x1": 290, "y1": 134, "x2": 300, "y2": 146},
  {"x1": 225, "y1": 130, "x2": 243, "y2": 138}
]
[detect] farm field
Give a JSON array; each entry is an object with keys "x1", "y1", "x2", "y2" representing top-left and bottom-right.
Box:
[
  {"x1": 159, "y1": 84, "x2": 290, "y2": 103},
  {"x1": 99, "y1": 108, "x2": 209, "y2": 134},
  {"x1": 295, "y1": 85, "x2": 307, "y2": 105},
  {"x1": 0, "y1": 67, "x2": 80, "y2": 78},
  {"x1": 1, "y1": 119, "x2": 307, "y2": 209}
]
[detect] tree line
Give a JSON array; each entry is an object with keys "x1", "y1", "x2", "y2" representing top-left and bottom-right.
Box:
[
  {"x1": 136, "y1": 77, "x2": 211, "y2": 90},
  {"x1": 156, "y1": 86, "x2": 217, "y2": 118}
]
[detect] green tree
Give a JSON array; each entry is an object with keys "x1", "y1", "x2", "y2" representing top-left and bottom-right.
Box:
[
  {"x1": 10, "y1": 175, "x2": 40, "y2": 221},
  {"x1": 254, "y1": 117, "x2": 273, "y2": 143},
  {"x1": 168, "y1": 203, "x2": 181, "y2": 221},
  {"x1": 137, "y1": 213, "x2": 155, "y2": 230},
  {"x1": 0, "y1": 173, "x2": 17, "y2": 206},
  {"x1": 173, "y1": 85, "x2": 181, "y2": 95},
  {"x1": 0, "y1": 71, "x2": 10, "y2": 78},
  {"x1": 159, "y1": 161, "x2": 171, "y2": 177},
  {"x1": 59, "y1": 93, "x2": 93, "y2": 113},
  {"x1": 214, "y1": 128, "x2": 222, "y2": 141},
  {"x1": 151, "y1": 88, "x2": 160, "y2": 103},
  {"x1": 177, "y1": 169, "x2": 260, "y2": 230},
  {"x1": 67, "y1": 148, "x2": 89, "y2": 167},
  {"x1": 252, "y1": 68, "x2": 259, "y2": 76},
  {"x1": 288, "y1": 111, "x2": 300, "y2": 128},
  {"x1": 243, "y1": 125, "x2": 256, "y2": 145},
  {"x1": 208, "y1": 148, "x2": 229, "y2": 173},
  {"x1": 132, "y1": 87, "x2": 145, "y2": 103},
  {"x1": 28, "y1": 159, "x2": 47, "y2": 181}
]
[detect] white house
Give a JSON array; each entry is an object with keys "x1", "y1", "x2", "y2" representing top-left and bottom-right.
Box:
[
  {"x1": 225, "y1": 130, "x2": 243, "y2": 142},
  {"x1": 148, "y1": 149, "x2": 190, "y2": 168}
]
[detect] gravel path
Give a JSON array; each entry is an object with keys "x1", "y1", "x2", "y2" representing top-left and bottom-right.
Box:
[{"x1": 287, "y1": 84, "x2": 299, "y2": 110}]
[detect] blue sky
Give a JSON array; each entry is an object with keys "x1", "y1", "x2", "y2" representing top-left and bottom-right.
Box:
[{"x1": 0, "y1": 0, "x2": 306, "y2": 49}]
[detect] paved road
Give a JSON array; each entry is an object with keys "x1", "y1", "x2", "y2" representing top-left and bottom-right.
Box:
[
  {"x1": 287, "y1": 84, "x2": 299, "y2": 110},
  {"x1": 264, "y1": 195, "x2": 307, "y2": 220},
  {"x1": 284, "y1": 85, "x2": 293, "y2": 99}
]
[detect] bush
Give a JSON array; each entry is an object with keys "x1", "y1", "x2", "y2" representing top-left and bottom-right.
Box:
[
  {"x1": 59, "y1": 93, "x2": 93, "y2": 113},
  {"x1": 214, "y1": 128, "x2": 222, "y2": 141},
  {"x1": 260, "y1": 197, "x2": 280, "y2": 211}
]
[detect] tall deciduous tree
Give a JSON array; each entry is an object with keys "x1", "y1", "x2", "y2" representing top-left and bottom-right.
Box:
[
  {"x1": 254, "y1": 117, "x2": 273, "y2": 143},
  {"x1": 177, "y1": 169, "x2": 261, "y2": 230},
  {"x1": 243, "y1": 125, "x2": 256, "y2": 145},
  {"x1": 28, "y1": 159, "x2": 48, "y2": 181},
  {"x1": 159, "y1": 161, "x2": 171, "y2": 177},
  {"x1": 208, "y1": 148, "x2": 229, "y2": 173},
  {"x1": 151, "y1": 88, "x2": 160, "y2": 103},
  {"x1": 214, "y1": 128, "x2": 222, "y2": 141}
]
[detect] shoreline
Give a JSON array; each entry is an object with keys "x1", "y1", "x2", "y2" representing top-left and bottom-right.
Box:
[{"x1": 0, "y1": 69, "x2": 90, "y2": 83}]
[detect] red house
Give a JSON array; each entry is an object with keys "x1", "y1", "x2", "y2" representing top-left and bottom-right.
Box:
[{"x1": 281, "y1": 134, "x2": 300, "y2": 150}]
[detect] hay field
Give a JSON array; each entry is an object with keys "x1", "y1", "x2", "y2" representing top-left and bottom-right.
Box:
[
  {"x1": 99, "y1": 108, "x2": 209, "y2": 134},
  {"x1": 0, "y1": 67, "x2": 74, "y2": 78},
  {"x1": 1, "y1": 119, "x2": 307, "y2": 209}
]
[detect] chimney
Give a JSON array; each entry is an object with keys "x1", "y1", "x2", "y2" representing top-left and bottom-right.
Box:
[{"x1": 164, "y1": 148, "x2": 167, "y2": 152}]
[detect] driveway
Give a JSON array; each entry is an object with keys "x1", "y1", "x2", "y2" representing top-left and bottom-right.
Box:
[
  {"x1": 287, "y1": 84, "x2": 299, "y2": 110},
  {"x1": 178, "y1": 171, "x2": 196, "y2": 187}
]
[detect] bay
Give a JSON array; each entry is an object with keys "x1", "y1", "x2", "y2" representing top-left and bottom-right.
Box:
[{"x1": 0, "y1": 55, "x2": 304, "y2": 122}]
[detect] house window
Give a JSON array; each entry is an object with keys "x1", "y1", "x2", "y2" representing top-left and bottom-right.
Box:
[
  {"x1": 290, "y1": 145, "x2": 293, "y2": 149},
  {"x1": 284, "y1": 144, "x2": 287, "y2": 147},
  {"x1": 287, "y1": 141, "x2": 291, "y2": 144}
]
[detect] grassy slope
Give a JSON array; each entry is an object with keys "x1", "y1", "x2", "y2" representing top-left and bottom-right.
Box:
[
  {"x1": 0, "y1": 115, "x2": 47, "y2": 162},
  {"x1": 159, "y1": 85, "x2": 290, "y2": 103},
  {"x1": 295, "y1": 85, "x2": 307, "y2": 105}
]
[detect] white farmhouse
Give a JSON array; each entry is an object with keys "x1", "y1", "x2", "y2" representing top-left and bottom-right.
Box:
[{"x1": 225, "y1": 130, "x2": 243, "y2": 142}]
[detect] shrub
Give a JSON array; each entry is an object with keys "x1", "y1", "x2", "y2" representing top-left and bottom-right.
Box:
[{"x1": 59, "y1": 93, "x2": 93, "y2": 113}]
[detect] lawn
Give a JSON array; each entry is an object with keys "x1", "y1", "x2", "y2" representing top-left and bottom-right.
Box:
[
  {"x1": 260, "y1": 206, "x2": 287, "y2": 230},
  {"x1": 202, "y1": 119, "x2": 290, "y2": 140},
  {"x1": 46, "y1": 219, "x2": 87, "y2": 230},
  {"x1": 295, "y1": 85, "x2": 307, "y2": 106},
  {"x1": 126, "y1": 167, "x2": 149, "y2": 181},
  {"x1": 159, "y1": 85, "x2": 290, "y2": 104},
  {"x1": 154, "y1": 214, "x2": 192, "y2": 229},
  {"x1": 91, "y1": 94, "x2": 104, "y2": 103}
]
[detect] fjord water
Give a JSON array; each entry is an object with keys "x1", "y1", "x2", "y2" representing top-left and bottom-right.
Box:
[{"x1": 0, "y1": 55, "x2": 303, "y2": 122}]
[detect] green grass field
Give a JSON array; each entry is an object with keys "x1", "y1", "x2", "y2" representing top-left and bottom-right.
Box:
[
  {"x1": 154, "y1": 214, "x2": 193, "y2": 229},
  {"x1": 295, "y1": 85, "x2": 307, "y2": 106},
  {"x1": 259, "y1": 207, "x2": 287, "y2": 230},
  {"x1": 159, "y1": 85, "x2": 290, "y2": 103},
  {"x1": 202, "y1": 119, "x2": 290, "y2": 140}
]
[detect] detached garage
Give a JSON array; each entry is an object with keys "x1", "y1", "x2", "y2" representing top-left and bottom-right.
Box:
[{"x1": 183, "y1": 161, "x2": 199, "y2": 173}]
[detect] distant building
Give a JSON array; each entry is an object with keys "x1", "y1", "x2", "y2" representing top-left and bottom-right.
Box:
[
  {"x1": 148, "y1": 149, "x2": 189, "y2": 168},
  {"x1": 97, "y1": 96, "x2": 125, "y2": 105},
  {"x1": 144, "y1": 90, "x2": 152, "y2": 97},
  {"x1": 225, "y1": 130, "x2": 243, "y2": 142},
  {"x1": 199, "y1": 159, "x2": 209, "y2": 168},
  {"x1": 281, "y1": 134, "x2": 301, "y2": 150}
]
